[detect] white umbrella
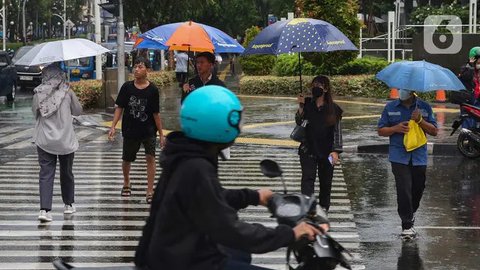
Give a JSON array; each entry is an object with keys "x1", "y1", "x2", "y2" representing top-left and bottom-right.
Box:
[{"x1": 15, "y1": 38, "x2": 110, "y2": 66}]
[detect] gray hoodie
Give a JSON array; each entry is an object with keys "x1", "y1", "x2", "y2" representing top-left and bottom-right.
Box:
[{"x1": 32, "y1": 65, "x2": 83, "y2": 155}]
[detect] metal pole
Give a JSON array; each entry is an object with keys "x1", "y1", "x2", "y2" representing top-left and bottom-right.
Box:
[
  {"x1": 94, "y1": 0, "x2": 102, "y2": 80},
  {"x1": 392, "y1": 13, "x2": 396, "y2": 62},
  {"x1": 388, "y1": 11, "x2": 393, "y2": 63},
  {"x1": 471, "y1": 0, "x2": 478, "y2": 34},
  {"x1": 22, "y1": 0, "x2": 26, "y2": 45},
  {"x1": 63, "y1": 0, "x2": 66, "y2": 39},
  {"x1": 358, "y1": 27, "x2": 362, "y2": 59},
  {"x1": 117, "y1": 0, "x2": 125, "y2": 92},
  {"x1": 2, "y1": 0, "x2": 6, "y2": 51},
  {"x1": 160, "y1": 50, "x2": 165, "y2": 70}
]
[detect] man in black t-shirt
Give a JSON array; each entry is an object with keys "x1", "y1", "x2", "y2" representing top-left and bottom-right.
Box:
[
  {"x1": 181, "y1": 52, "x2": 226, "y2": 103},
  {"x1": 109, "y1": 57, "x2": 165, "y2": 204}
]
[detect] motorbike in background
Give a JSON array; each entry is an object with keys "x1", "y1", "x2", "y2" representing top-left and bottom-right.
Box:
[{"x1": 450, "y1": 91, "x2": 480, "y2": 159}]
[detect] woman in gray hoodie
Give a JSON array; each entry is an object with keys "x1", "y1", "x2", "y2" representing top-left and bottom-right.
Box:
[{"x1": 32, "y1": 64, "x2": 82, "y2": 222}]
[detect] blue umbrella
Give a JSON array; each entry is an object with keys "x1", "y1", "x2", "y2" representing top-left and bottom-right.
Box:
[
  {"x1": 139, "y1": 22, "x2": 244, "y2": 54},
  {"x1": 376, "y1": 60, "x2": 465, "y2": 92},
  {"x1": 243, "y1": 18, "x2": 357, "y2": 55},
  {"x1": 242, "y1": 18, "x2": 357, "y2": 92}
]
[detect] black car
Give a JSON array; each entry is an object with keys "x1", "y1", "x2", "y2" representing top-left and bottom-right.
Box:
[
  {"x1": 0, "y1": 51, "x2": 18, "y2": 101},
  {"x1": 12, "y1": 46, "x2": 43, "y2": 90}
]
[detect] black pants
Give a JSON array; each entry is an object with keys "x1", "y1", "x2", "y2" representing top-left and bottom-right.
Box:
[
  {"x1": 176, "y1": 72, "x2": 187, "y2": 87},
  {"x1": 391, "y1": 162, "x2": 427, "y2": 230},
  {"x1": 300, "y1": 154, "x2": 334, "y2": 210}
]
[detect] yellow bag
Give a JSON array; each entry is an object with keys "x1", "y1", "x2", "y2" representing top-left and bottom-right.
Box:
[{"x1": 403, "y1": 120, "x2": 427, "y2": 152}]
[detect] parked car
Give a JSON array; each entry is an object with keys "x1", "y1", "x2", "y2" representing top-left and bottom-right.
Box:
[
  {"x1": 0, "y1": 51, "x2": 18, "y2": 102},
  {"x1": 12, "y1": 46, "x2": 44, "y2": 90}
]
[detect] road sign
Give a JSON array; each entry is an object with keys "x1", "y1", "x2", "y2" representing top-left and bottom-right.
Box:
[{"x1": 65, "y1": 19, "x2": 75, "y2": 29}]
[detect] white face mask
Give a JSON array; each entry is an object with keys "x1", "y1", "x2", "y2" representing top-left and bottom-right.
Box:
[{"x1": 399, "y1": 90, "x2": 412, "y2": 101}]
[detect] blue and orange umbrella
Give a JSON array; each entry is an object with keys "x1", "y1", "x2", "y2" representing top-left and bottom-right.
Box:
[
  {"x1": 137, "y1": 21, "x2": 244, "y2": 53},
  {"x1": 135, "y1": 21, "x2": 244, "y2": 83}
]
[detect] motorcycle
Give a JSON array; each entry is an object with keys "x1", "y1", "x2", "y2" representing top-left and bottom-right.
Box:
[
  {"x1": 53, "y1": 159, "x2": 351, "y2": 270},
  {"x1": 260, "y1": 159, "x2": 352, "y2": 270},
  {"x1": 450, "y1": 92, "x2": 480, "y2": 159}
]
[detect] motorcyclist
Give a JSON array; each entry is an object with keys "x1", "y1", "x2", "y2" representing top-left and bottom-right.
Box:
[
  {"x1": 457, "y1": 47, "x2": 480, "y2": 129},
  {"x1": 458, "y1": 47, "x2": 480, "y2": 106},
  {"x1": 134, "y1": 85, "x2": 325, "y2": 270}
]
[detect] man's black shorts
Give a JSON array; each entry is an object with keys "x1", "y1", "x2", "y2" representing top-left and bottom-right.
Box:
[{"x1": 122, "y1": 137, "x2": 156, "y2": 162}]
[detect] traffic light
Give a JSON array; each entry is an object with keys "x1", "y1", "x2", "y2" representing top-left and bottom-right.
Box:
[{"x1": 99, "y1": 0, "x2": 119, "y2": 17}]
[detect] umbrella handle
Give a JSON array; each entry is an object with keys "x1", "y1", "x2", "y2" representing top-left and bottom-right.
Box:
[{"x1": 298, "y1": 52, "x2": 302, "y2": 94}]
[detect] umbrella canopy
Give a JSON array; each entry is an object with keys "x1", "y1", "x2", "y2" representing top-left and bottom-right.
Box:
[
  {"x1": 243, "y1": 18, "x2": 357, "y2": 55},
  {"x1": 166, "y1": 21, "x2": 215, "y2": 52},
  {"x1": 134, "y1": 38, "x2": 168, "y2": 50},
  {"x1": 140, "y1": 21, "x2": 244, "y2": 53},
  {"x1": 15, "y1": 39, "x2": 110, "y2": 66},
  {"x1": 376, "y1": 60, "x2": 465, "y2": 92}
]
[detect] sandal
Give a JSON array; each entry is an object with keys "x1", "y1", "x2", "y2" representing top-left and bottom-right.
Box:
[
  {"x1": 121, "y1": 185, "x2": 131, "y2": 197},
  {"x1": 146, "y1": 192, "x2": 153, "y2": 204}
]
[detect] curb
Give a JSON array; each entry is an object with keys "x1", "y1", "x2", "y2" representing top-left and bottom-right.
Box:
[{"x1": 344, "y1": 143, "x2": 461, "y2": 156}]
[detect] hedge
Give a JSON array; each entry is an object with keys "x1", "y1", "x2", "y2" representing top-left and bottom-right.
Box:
[
  {"x1": 239, "y1": 75, "x2": 436, "y2": 101},
  {"x1": 70, "y1": 70, "x2": 176, "y2": 109},
  {"x1": 70, "y1": 80, "x2": 103, "y2": 109}
]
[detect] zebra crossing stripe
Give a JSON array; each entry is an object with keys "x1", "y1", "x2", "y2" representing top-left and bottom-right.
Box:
[
  {"x1": 0, "y1": 144, "x2": 363, "y2": 269},
  {"x1": 0, "y1": 128, "x2": 34, "y2": 145}
]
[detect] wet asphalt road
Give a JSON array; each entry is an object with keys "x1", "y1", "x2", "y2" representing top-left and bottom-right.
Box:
[{"x1": 343, "y1": 154, "x2": 480, "y2": 270}]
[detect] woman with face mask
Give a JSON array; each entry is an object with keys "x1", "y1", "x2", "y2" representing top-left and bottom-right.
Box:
[{"x1": 295, "y1": 75, "x2": 343, "y2": 213}]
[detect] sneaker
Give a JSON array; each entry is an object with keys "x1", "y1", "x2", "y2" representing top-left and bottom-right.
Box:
[
  {"x1": 401, "y1": 227, "x2": 417, "y2": 238},
  {"x1": 38, "y1": 210, "x2": 53, "y2": 222},
  {"x1": 64, "y1": 204, "x2": 76, "y2": 214}
]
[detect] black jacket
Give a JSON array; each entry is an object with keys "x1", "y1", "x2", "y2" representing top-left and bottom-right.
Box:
[
  {"x1": 181, "y1": 74, "x2": 226, "y2": 103},
  {"x1": 295, "y1": 98, "x2": 343, "y2": 158},
  {"x1": 459, "y1": 63, "x2": 476, "y2": 92},
  {"x1": 135, "y1": 132, "x2": 295, "y2": 270}
]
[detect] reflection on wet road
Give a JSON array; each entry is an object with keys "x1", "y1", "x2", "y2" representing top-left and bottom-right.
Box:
[{"x1": 343, "y1": 154, "x2": 480, "y2": 269}]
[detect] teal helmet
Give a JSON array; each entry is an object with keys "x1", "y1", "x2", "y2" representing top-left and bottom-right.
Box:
[{"x1": 180, "y1": 85, "x2": 243, "y2": 144}]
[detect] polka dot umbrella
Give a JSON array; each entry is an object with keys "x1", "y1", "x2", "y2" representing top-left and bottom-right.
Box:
[{"x1": 243, "y1": 18, "x2": 358, "y2": 92}]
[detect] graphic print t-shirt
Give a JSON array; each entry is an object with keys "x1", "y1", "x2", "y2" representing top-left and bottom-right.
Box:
[{"x1": 115, "y1": 81, "x2": 160, "y2": 139}]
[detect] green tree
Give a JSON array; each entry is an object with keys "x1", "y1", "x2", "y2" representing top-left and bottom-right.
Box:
[
  {"x1": 239, "y1": 26, "x2": 276, "y2": 75},
  {"x1": 295, "y1": 0, "x2": 361, "y2": 74}
]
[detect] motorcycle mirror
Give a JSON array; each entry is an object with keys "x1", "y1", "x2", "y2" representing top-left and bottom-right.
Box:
[
  {"x1": 260, "y1": 159, "x2": 283, "y2": 178},
  {"x1": 260, "y1": 159, "x2": 287, "y2": 194}
]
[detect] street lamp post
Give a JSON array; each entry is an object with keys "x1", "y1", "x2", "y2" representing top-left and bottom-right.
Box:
[
  {"x1": 9, "y1": 21, "x2": 13, "y2": 42},
  {"x1": 63, "y1": 0, "x2": 66, "y2": 39},
  {"x1": 42, "y1": 22, "x2": 46, "y2": 40},
  {"x1": 52, "y1": 14, "x2": 65, "y2": 38},
  {"x1": 22, "y1": 0, "x2": 27, "y2": 45},
  {"x1": 2, "y1": 0, "x2": 6, "y2": 51},
  {"x1": 117, "y1": 0, "x2": 125, "y2": 92},
  {"x1": 94, "y1": 0, "x2": 102, "y2": 80}
]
